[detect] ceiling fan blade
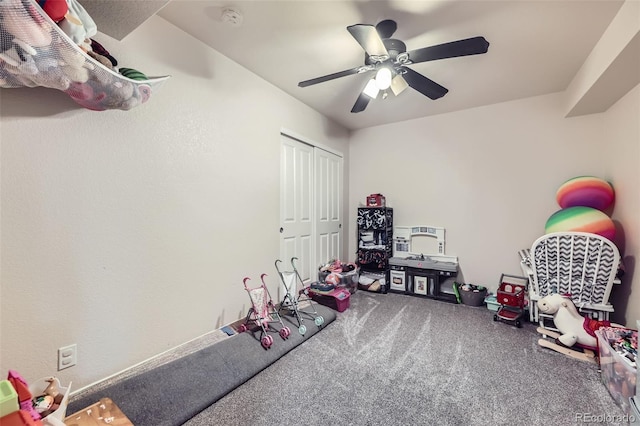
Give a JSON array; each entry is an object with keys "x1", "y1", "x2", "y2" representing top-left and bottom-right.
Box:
[
  {"x1": 402, "y1": 67, "x2": 448, "y2": 100},
  {"x1": 407, "y1": 36, "x2": 490, "y2": 64},
  {"x1": 347, "y1": 24, "x2": 389, "y2": 58},
  {"x1": 298, "y1": 66, "x2": 368, "y2": 87},
  {"x1": 375, "y1": 19, "x2": 397, "y2": 39},
  {"x1": 351, "y1": 92, "x2": 371, "y2": 113}
]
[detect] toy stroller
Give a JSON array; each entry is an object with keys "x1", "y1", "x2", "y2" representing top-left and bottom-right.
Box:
[
  {"x1": 493, "y1": 275, "x2": 528, "y2": 328},
  {"x1": 238, "y1": 274, "x2": 291, "y2": 349},
  {"x1": 275, "y1": 257, "x2": 325, "y2": 335}
]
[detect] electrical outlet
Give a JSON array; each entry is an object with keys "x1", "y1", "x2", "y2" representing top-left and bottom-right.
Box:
[{"x1": 58, "y1": 344, "x2": 77, "y2": 370}]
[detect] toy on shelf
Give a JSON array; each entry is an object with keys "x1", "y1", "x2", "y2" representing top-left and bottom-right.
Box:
[
  {"x1": 0, "y1": 0, "x2": 169, "y2": 111},
  {"x1": 536, "y1": 293, "x2": 614, "y2": 363}
]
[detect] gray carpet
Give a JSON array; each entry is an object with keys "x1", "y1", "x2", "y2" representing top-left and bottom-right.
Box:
[
  {"x1": 66, "y1": 304, "x2": 336, "y2": 426},
  {"x1": 185, "y1": 292, "x2": 628, "y2": 426}
]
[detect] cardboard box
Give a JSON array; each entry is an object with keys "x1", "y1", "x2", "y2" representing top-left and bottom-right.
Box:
[{"x1": 65, "y1": 397, "x2": 133, "y2": 426}]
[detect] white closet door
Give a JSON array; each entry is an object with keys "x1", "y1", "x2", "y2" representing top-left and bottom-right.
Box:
[
  {"x1": 280, "y1": 133, "x2": 343, "y2": 291},
  {"x1": 315, "y1": 148, "x2": 343, "y2": 268},
  {"x1": 280, "y1": 134, "x2": 314, "y2": 296}
]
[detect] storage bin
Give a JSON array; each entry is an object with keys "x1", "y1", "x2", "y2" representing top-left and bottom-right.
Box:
[
  {"x1": 28, "y1": 377, "x2": 71, "y2": 425},
  {"x1": 485, "y1": 295, "x2": 500, "y2": 312},
  {"x1": 457, "y1": 284, "x2": 487, "y2": 306},
  {"x1": 309, "y1": 288, "x2": 350, "y2": 312},
  {"x1": 319, "y1": 269, "x2": 359, "y2": 294},
  {"x1": 596, "y1": 328, "x2": 637, "y2": 416}
]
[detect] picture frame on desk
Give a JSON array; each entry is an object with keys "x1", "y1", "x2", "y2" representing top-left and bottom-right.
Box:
[{"x1": 414, "y1": 276, "x2": 427, "y2": 295}]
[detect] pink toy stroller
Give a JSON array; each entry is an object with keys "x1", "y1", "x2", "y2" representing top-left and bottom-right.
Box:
[
  {"x1": 238, "y1": 274, "x2": 291, "y2": 349},
  {"x1": 275, "y1": 257, "x2": 325, "y2": 335}
]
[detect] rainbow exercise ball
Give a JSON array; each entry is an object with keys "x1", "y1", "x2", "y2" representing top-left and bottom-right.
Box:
[
  {"x1": 545, "y1": 206, "x2": 615, "y2": 241},
  {"x1": 556, "y1": 176, "x2": 614, "y2": 211}
]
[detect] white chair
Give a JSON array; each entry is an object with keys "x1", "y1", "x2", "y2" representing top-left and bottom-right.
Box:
[{"x1": 524, "y1": 232, "x2": 620, "y2": 329}]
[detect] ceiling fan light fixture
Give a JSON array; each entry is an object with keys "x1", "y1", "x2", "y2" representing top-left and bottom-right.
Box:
[
  {"x1": 363, "y1": 78, "x2": 380, "y2": 98},
  {"x1": 390, "y1": 74, "x2": 408, "y2": 96},
  {"x1": 375, "y1": 67, "x2": 392, "y2": 90}
]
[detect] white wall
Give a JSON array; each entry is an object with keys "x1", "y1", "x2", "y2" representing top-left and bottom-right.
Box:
[
  {"x1": 604, "y1": 84, "x2": 640, "y2": 326},
  {"x1": 350, "y1": 93, "x2": 605, "y2": 280},
  {"x1": 0, "y1": 16, "x2": 350, "y2": 391},
  {"x1": 349, "y1": 89, "x2": 638, "y2": 326}
]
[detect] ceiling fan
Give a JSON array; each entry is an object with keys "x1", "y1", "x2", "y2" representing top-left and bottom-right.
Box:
[{"x1": 298, "y1": 20, "x2": 490, "y2": 113}]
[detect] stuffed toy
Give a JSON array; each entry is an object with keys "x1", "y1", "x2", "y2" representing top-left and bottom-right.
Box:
[
  {"x1": 86, "y1": 48, "x2": 113, "y2": 69},
  {"x1": 37, "y1": 0, "x2": 67, "y2": 22},
  {"x1": 57, "y1": 0, "x2": 96, "y2": 46},
  {"x1": 119, "y1": 67, "x2": 148, "y2": 81},
  {"x1": 90, "y1": 38, "x2": 117, "y2": 67},
  {"x1": 0, "y1": 42, "x2": 38, "y2": 76},
  {"x1": 1, "y1": 0, "x2": 52, "y2": 47},
  {"x1": 537, "y1": 293, "x2": 611, "y2": 350},
  {"x1": 32, "y1": 55, "x2": 71, "y2": 90},
  {"x1": 58, "y1": 42, "x2": 91, "y2": 82}
]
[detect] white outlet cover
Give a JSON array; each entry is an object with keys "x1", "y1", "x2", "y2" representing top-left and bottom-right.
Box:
[{"x1": 58, "y1": 344, "x2": 77, "y2": 370}]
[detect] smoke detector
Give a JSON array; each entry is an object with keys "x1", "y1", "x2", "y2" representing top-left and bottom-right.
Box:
[{"x1": 221, "y1": 8, "x2": 243, "y2": 27}]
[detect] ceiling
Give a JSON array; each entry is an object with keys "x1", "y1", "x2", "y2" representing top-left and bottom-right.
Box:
[{"x1": 83, "y1": 0, "x2": 627, "y2": 131}]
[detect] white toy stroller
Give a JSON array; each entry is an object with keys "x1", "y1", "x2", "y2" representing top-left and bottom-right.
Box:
[
  {"x1": 275, "y1": 257, "x2": 325, "y2": 335},
  {"x1": 238, "y1": 274, "x2": 291, "y2": 349}
]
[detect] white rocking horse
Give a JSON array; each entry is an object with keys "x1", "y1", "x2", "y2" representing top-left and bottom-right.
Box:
[{"x1": 536, "y1": 293, "x2": 617, "y2": 363}]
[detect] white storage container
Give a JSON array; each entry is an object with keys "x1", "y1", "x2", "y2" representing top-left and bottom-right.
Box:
[{"x1": 595, "y1": 328, "x2": 637, "y2": 416}]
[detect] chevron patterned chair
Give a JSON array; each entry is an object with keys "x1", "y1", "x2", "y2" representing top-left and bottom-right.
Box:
[{"x1": 528, "y1": 232, "x2": 621, "y2": 330}]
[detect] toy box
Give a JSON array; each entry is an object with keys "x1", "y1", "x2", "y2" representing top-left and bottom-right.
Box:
[
  {"x1": 366, "y1": 193, "x2": 385, "y2": 207},
  {"x1": 595, "y1": 327, "x2": 637, "y2": 416},
  {"x1": 309, "y1": 287, "x2": 350, "y2": 312},
  {"x1": 28, "y1": 377, "x2": 71, "y2": 426}
]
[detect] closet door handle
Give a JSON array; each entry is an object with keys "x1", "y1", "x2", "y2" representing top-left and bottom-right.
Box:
[{"x1": 279, "y1": 227, "x2": 284, "y2": 233}]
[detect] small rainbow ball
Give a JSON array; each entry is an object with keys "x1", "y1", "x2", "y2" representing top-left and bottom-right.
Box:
[{"x1": 556, "y1": 176, "x2": 614, "y2": 211}]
